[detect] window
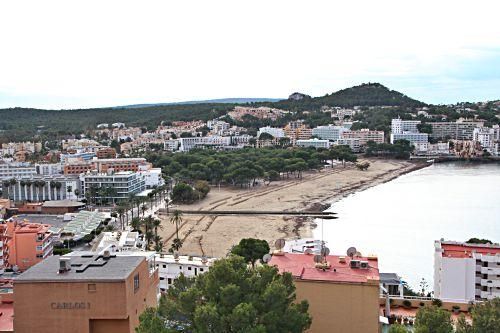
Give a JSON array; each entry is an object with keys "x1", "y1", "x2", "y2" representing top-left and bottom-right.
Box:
[
  {"x1": 163, "y1": 264, "x2": 167, "y2": 268},
  {"x1": 200, "y1": 268, "x2": 204, "y2": 272},
  {"x1": 168, "y1": 278, "x2": 172, "y2": 284},
  {"x1": 188, "y1": 267, "x2": 192, "y2": 271},
  {"x1": 179, "y1": 266, "x2": 182, "y2": 270},
  {"x1": 36, "y1": 245, "x2": 43, "y2": 251},
  {"x1": 160, "y1": 277, "x2": 165, "y2": 280},
  {"x1": 134, "y1": 273, "x2": 140, "y2": 292},
  {"x1": 88, "y1": 284, "x2": 97, "y2": 292}
]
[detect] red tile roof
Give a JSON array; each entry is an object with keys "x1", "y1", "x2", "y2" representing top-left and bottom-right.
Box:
[
  {"x1": 269, "y1": 252, "x2": 379, "y2": 284},
  {"x1": 441, "y1": 243, "x2": 500, "y2": 259}
]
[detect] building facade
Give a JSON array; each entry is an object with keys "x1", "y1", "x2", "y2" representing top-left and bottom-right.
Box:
[
  {"x1": 2, "y1": 175, "x2": 80, "y2": 202},
  {"x1": 430, "y1": 121, "x2": 483, "y2": 140},
  {"x1": 14, "y1": 253, "x2": 159, "y2": 333},
  {"x1": 155, "y1": 254, "x2": 215, "y2": 293},
  {"x1": 312, "y1": 125, "x2": 347, "y2": 141},
  {"x1": 269, "y1": 252, "x2": 380, "y2": 333},
  {"x1": 434, "y1": 240, "x2": 500, "y2": 302},
  {"x1": 0, "y1": 220, "x2": 53, "y2": 272},
  {"x1": 80, "y1": 171, "x2": 145, "y2": 202},
  {"x1": 342, "y1": 129, "x2": 385, "y2": 145}
]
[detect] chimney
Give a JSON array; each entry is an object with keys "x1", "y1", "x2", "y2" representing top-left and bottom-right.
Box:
[
  {"x1": 59, "y1": 257, "x2": 71, "y2": 273},
  {"x1": 103, "y1": 250, "x2": 111, "y2": 260}
]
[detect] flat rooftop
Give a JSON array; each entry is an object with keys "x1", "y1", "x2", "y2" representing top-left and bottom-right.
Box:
[
  {"x1": 15, "y1": 255, "x2": 144, "y2": 283},
  {"x1": 440, "y1": 241, "x2": 500, "y2": 259},
  {"x1": 269, "y1": 252, "x2": 379, "y2": 284},
  {"x1": 42, "y1": 200, "x2": 85, "y2": 208}
]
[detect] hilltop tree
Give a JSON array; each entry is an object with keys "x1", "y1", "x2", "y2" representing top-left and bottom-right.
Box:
[
  {"x1": 136, "y1": 256, "x2": 311, "y2": 333},
  {"x1": 231, "y1": 238, "x2": 270, "y2": 268}
]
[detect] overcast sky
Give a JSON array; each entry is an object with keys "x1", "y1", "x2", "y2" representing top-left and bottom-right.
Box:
[{"x1": 1, "y1": 0, "x2": 500, "y2": 109}]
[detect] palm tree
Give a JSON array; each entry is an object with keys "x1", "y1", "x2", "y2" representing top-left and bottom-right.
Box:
[
  {"x1": 140, "y1": 204, "x2": 148, "y2": 218},
  {"x1": 152, "y1": 218, "x2": 163, "y2": 242},
  {"x1": 153, "y1": 235, "x2": 163, "y2": 252},
  {"x1": 170, "y1": 210, "x2": 183, "y2": 240},
  {"x1": 2, "y1": 180, "x2": 11, "y2": 199},
  {"x1": 116, "y1": 206, "x2": 125, "y2": 230},
  {"x1": 154, "y1": 240, "x2": 164, "y2": 253},
  {"x1": 130, "y1": 217, "x2": 142, "y2": 232},
  {"x1": 170, "y1": 238, "x2": 183, "y2": 252}
]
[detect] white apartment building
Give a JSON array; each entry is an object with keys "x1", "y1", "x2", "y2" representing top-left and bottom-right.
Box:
[
  {"x1": 333, "y1": 138, "x2": 361, "y2": 152},
  {"x1": 139, "y1": 168, "x2": 165, "y2": 188},
  {"x1": 342, "y1": 129, "x2": 385, "y2": 145},
  {"x1": 434, "y1": 240, "x2": 500, "y2": 302},
  {"x1": 80, "y1": 171, "x2": 145, "y2": 201},
  {"x1": 413, "y1": 142, "x2": 450, "y2": 156},
  {"x1": 391, "y1": 118, "x2": 421, "y2": 134},
  {"x1": 312, "y1": 125, "x2": 347, "y2": 141},
  {"x1": 0, "y1": 162, "x2": 37, "y2": 182},
  {"x1": 296, "y1": 139, "x2": 330, "y2": 149},
  {"x1": 473, "y1": 127, "x2": 498, "y2": 154},
  {"x1": 390, "y1": 132, "x2": 429, "y2": 144},
  {"x1": 178, "y1": 136, "x2": 232, "y2": 152},
  {"x1": 155, "y1": 254, "x2": 216, "y2": 292},
  {"x1": 257, "y1": 126, "x2": 286, "y2": 139},
  {"x1": 2, "y1": 174, "x2": 80, "y2": 201},
  {"x1": 35, "y1": 163, "x2": 63, "y2": 175}
]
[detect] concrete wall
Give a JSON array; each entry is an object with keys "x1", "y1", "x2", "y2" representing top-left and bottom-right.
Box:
[{"x1": 294, "y1": 280, "x2": 380, "y2": 333}]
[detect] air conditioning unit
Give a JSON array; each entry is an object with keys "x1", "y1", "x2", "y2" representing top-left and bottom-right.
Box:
[
  {"x1": 350, "y1": 260, "x2": 361, "y2": 268},
  {"x1": 59, "y1": 257, "x2": 71, "y2": 273},
  {"x1": 360, "y1": 261, "x2": 369, "y2": 269}
]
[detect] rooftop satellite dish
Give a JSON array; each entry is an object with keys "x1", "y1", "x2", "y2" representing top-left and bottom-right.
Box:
[
  {"x1": 321, "y1": 246, "x2": 330, "y2": 257},
  {"x1": 262, "y1": 254, "x2": 272, "y2": 263},
  {"x1": 347, "y1": 247, "x2": 357, "y2": 258},
  {"x1": 274, "y1": 238, "x2": 286, "y2": 250},
  {"x1": 304, "y1": 248, "x2": 313, "y2": 255},
  {"x1": 313, "y1": 254, "x2": 323, "y2": 263}
]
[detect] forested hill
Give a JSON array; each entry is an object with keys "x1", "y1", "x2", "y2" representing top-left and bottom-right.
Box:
[
  {"x1": 266, "y1": 83, "x2": 426, "y2": 110},
  {"x1": 0, "y1": 103, "x2": 233, "y2": 142},
  {"x1": 0, "y1": 82, "x2": 426, "y2": 141}
]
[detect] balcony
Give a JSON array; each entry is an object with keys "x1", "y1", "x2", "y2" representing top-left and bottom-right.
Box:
[
  {"x1": 481, "y1": 267, "x2": 500, "y2": 275},
  {"x1": 480, "y1": 291, "x2": 500, "y2": 300},
  {"x1": 480, "y1": 255, "x2": 500, "y2": 263},
  {"x1": 481, "y1": 279, "x2": 500, "y2": 288}
]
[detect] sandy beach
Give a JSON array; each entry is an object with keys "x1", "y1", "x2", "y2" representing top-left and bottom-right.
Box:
[{"x1": 158, "y1": 159, "x2": 427, "y2": 258}]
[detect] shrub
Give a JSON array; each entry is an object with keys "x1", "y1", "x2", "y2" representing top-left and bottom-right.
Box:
[
  {"x1": 432, "y1": 298, "x2": 443, "y2": 307},
  {"x1": 403, "y1": 300, "x2": 412, "y2": 308}
]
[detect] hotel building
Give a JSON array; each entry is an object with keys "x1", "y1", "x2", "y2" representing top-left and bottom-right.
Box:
[
  {"x1": 80, "y1": 171, "x2": 146, "y2": 202},
  {"x1": 269, "y1": 252, "x2": 380, "y2": 333},
  {"x1": 434, "y1": 240, "x2": 500, "y2": 302},
  {"x1": 0, "y1": 220, "x2": 54, "y2": 272},
  {"x1": 14, "y1": 253, "x2": 159, "y2": 333},
  {"x1": 342, "y1": 129, "x2": 385, "y2": 145},
  {"x1": 311, "y1": 125, "x2": 347, "y2": 141}
]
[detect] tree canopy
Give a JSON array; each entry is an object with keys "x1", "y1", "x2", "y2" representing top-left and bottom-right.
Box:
[
  {"x1": 136, "y1": 256, "x2": 311, "y2": 333},
  {"x1": 414, "y1": 306, "x2": 453, "y2": 333},
  {"x1": 231, "y1": 238, "x2": 270, "y2": 268}
]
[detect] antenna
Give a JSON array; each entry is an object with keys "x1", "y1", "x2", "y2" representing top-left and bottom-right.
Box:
[
  {"x1": 262, "y1": 254, "x2": 272, "y2": 263},
  {"x1": 347, "y1": 247, "x2": 357, "y2": 258},
  {"x1": 274, "y1": 238, "x2": 286, "y2": 250}
]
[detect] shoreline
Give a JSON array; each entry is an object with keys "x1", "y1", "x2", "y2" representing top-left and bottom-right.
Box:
[{"x1": 158, "y1": 159, "x2": 430, "y2": 257}]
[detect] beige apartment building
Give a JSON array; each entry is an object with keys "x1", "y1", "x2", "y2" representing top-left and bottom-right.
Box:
[
  {"x1": 270, "y1": 252, "x2": 381, "y2": 333},
  {"x1": 14, "y1": 253, "x2": 159, "y2": 333}
]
